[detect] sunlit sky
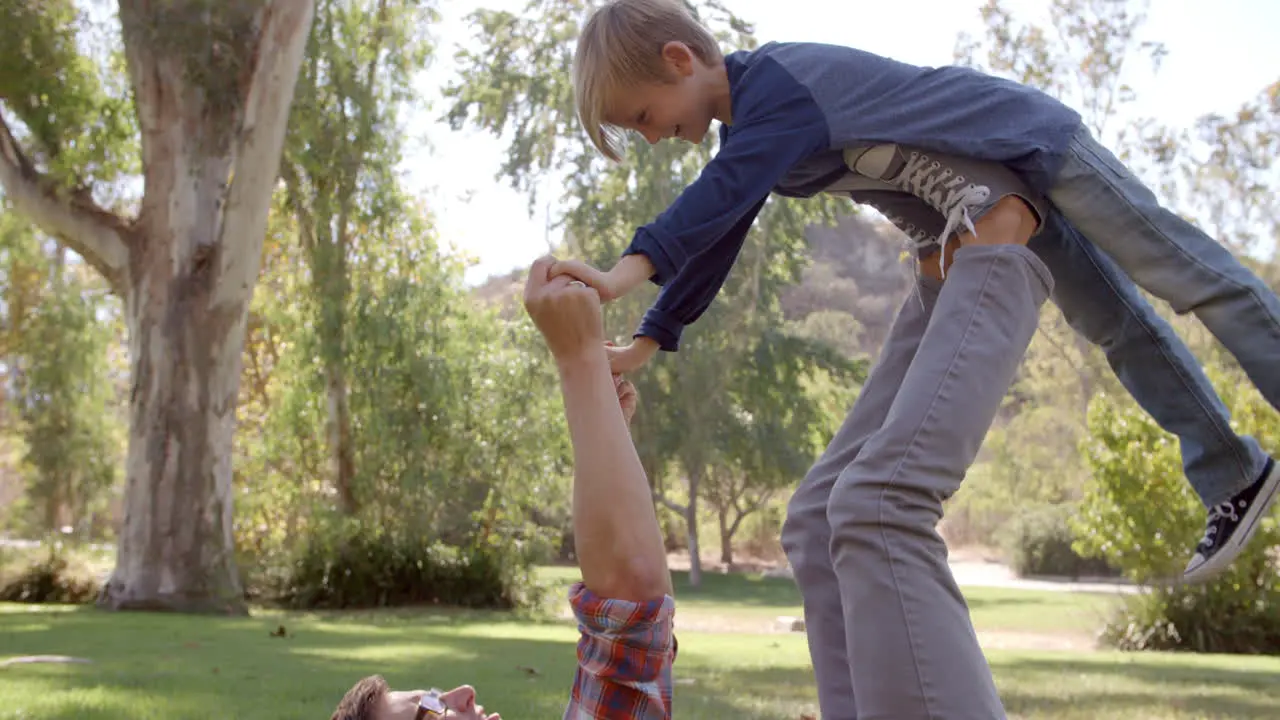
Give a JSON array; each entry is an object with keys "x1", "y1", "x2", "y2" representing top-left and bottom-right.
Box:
[{"x1": 402, "y1": 0, "x2": 1280, "y2": 284}]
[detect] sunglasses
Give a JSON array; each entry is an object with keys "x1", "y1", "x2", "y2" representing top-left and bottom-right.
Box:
[{"x1": 415, "y1": 689, "x2": 447, "y2": 718}]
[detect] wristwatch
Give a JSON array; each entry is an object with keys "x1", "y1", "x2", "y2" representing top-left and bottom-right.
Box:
[{"x1": 415, "y1": 689, "x2": 446, "y2": 718}]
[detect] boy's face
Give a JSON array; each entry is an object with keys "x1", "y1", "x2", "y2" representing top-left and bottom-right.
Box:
[{"x1": 605, "y1": 41, "x2": 717, "y2": 147}]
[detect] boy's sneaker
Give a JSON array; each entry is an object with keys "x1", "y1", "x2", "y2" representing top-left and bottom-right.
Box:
[{"x1": 1182, "y1": 457, "x2": 1280, "y2": 583}]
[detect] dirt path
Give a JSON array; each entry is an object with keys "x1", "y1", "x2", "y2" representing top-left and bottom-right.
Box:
[{"x1": 655, "y1": 548, "x2": 1122, "y2": 651}]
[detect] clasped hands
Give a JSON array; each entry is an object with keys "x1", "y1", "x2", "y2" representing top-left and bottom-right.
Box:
[{"x1": 523, "y1": 254, "x2": 659, "y2": 375}]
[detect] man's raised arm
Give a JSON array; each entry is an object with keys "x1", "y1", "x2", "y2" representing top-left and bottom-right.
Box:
[{"x1": 522, "y1": 257, "x2": 672, "y2": 601}]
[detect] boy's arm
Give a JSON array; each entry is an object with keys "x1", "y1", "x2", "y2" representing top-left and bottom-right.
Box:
[
  {"x1": 615, "y1": 59, "x2": 830, "y2": 352},
  {"x1": 551, "y1": 253, "x2": 655, "y2": 303}
]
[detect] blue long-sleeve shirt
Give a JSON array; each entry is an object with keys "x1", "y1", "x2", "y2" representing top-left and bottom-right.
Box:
[{"x1": 624, "y1": 41, "x2": 1083, "y2": 351}]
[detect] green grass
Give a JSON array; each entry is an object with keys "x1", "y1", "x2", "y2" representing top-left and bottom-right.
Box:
[
  {"x1": 2, "y1": 600, "x2": 1279, "y2": 719},
  {"x1": 537, "y1": 565, "x2": 1120, "y2": 637}
]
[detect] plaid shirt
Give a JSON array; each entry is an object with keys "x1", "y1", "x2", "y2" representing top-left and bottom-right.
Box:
[{"x1": 563, "y1": 581, "x2": 677, "y2": 719}]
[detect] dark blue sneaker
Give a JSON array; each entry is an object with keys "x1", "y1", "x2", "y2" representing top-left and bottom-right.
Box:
[{"x1": 1183, "y1": 457, "x2": 1280, "y2": 583}]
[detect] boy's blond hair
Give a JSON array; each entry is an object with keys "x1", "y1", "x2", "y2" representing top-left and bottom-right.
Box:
[{"x1": 573, "y1": 0, "x2": 723, "y2": 161}]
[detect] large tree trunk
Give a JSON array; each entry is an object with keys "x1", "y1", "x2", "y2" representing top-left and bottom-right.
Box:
[
  {"x1": 104, "y1": 263, "x2": 252, "y2": 611},
  {"x1": 91, "y1": 0, "x2": 315, "y2": 614},
  {"x1": 325, "y1": 356, "x2": 357, "y2": 513},
  {"x1": 685, "y1": 467, "x2": 702, "y2": 588},
  {"x1": 717, "y1": 505, "x2": 734, "y2": 567}
]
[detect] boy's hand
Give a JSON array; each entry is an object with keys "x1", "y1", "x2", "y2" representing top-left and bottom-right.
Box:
[
  {"x1": 606, "y1": 337, "x2": 660, "y2": 374},
  {"x1": 614, "y1": 374, "x2": 638, "y2": 425},
  {"x1": 551, "y1": 253, "x2": 655, "y2": 302},
  {"x1": 550, "y1": 259, "x2": 617, "y2": 299},
  {"x1": 523, "y1": 256, "x2": 605, "y2": 366}
]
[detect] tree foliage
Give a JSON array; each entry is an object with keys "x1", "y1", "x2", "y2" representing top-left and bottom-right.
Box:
[{"x1": 444, "y1": 0, "x2": 856, "y2": 580}]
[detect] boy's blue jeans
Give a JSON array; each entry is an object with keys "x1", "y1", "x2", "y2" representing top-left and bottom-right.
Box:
[
  {"x1": 1046, "y1": 125, "x2": 1277, "y2": 506},
  {"x1": 1031, "y1": 207, "x2": 1267, "y2": 508}
]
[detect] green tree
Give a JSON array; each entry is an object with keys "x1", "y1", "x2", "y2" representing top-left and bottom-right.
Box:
[
  {"x1": 1073, "y1": 365, "x2": 1280, "y2": 652},
  {"x1": 0, "y1": 212, "x2": 121, "y2": 540},
  {"x1": 0, "y1": 0, "x2": 315, "y2": 613},
  {"x1": 280, "y1": 0, "x2": 436, "y2": 515},
  {"x1": 445, "y1": 0, "x2": 854, "y2": 584},
  {"x1": 235, "y1": 193, "x2": 575, "y2": 603}
]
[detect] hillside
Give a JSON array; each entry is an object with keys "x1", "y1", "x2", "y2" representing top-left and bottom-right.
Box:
[{"x1": 469, "y1": 208, "x2": 916, "y2": 365}]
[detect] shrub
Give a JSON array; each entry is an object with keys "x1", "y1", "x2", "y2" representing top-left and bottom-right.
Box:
[
  {"x1": 1101, "y1": 580, "x2": 1280, "y2": 654},
  {"x1": 1074, "y1": 368, "x2": 1280, "y2": 654},
  {"x1": 1003, "y1": 504, "x2": 1119, "y2": 579},
  {"x1": 276, "y1": 520, "x2": 542, "y2": 610},
  {"x1": 0, "y1": 546, "x2": 99, "y2": 604}
]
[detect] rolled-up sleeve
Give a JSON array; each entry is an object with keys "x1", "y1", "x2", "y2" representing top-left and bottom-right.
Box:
[{"x1": 562, "y1": 582, "x2": 677, "y2": 720}]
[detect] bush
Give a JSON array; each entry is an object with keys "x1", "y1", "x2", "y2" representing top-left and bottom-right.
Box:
[
  {"x1": 1101, "y1": 581, "x2": 1280, "y2": 654},
  {"x1": 276, "y1": 520, "x2": 542, "y2": 610},
  {"x1": 1074, "y1": 368, "x2": 1280, "y2": 654},
  {"x1": 1003, "y1": 504, "x2": 1119, "y2": 579},
  {"x1": 0, "y1": 546, "x2": 100, "y2": 604}
]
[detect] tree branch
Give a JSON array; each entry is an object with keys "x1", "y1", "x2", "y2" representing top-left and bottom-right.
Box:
[
  {"x1": 214, "y1": 0, "x2": 317, "y2": 305},
  {"x1": 0, "y1": 112, "x2": 130, "y2": 293},
  {"x1": 653, "y1": 491, "x2": 687, "y2": 516}
]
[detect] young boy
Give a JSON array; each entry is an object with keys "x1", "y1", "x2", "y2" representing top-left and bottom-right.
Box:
[{"x1": 556, "y1": 0, "x2": 1279, "y2": 584}]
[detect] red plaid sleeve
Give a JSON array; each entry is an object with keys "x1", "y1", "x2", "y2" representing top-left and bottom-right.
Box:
[{"x1": 562, "y1": 581, "x2": 677, "y2": 719}]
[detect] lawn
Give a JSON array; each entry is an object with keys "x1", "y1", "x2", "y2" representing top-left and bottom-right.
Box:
[
  {"x1": 3, "y1": 571, "x2": 1278, "y2": 719},
  {"x1": 538, "y1": 565, "x2": 1120, "y2": 638}
]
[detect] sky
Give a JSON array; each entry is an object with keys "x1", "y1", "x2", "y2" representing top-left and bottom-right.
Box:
[{"x1": 401, "y1": 0, "x2": 1280, "y2": 285}]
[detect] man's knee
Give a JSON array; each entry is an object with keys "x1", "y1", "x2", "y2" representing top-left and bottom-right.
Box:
[
  {"x1": 967, "y1": 195, "x2": 1040, "y2": 247},
  {"x1": 824, "y1": 473, "x2": 882, "y2": 539},
  {"x1": 781, "y1": 470, "x2": 834, "y2": 566},
  {"x1": 921, "y1": 195, "x2": 1041, "y2": 281},
  {"x1": 826, "y1": 470, "x2": 941, "y2": 540}
]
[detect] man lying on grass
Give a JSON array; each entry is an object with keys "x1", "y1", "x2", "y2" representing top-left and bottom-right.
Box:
[{"x1": 329, "y1": 257, "x2": 677, "y2": 720}]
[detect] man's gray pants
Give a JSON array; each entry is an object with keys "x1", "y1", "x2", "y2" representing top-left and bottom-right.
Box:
[{"x1": 781, "y1": 244, "x2": 1054, "y2": 719}]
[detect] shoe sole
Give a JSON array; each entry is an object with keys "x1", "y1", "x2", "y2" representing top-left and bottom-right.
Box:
[{"x1": 1181, "y1": 460, "x2": 1280, "y2": 585}]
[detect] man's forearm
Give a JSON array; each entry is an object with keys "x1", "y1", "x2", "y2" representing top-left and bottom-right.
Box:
[{"x1": 557, "y1": 353, "x2": 672, "y2": 601}]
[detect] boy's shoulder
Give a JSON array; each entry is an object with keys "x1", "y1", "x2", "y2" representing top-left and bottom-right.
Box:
[{"x1": 728, "y1": 40, "x2": 918, "y2": 75}]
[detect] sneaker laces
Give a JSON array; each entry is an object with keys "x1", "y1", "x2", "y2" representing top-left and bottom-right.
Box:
[
  {"x1": 884, "y1": 151, "x2": 991, "y2": 279},
  {"x1": 1198, "y1": 501, "x2": 1242, "y2": 549},
  {"x1": 884, "y1": 213, "x2": 934, "y2": 310}
]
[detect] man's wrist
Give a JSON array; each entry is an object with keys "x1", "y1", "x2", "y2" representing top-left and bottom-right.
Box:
[{"x1": 554, "y1": 346, "x2": 609, "y2": 378}]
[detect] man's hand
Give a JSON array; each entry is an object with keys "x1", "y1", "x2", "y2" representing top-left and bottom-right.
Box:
[
  {"x1": 606, "y1": 337, "x2": 660, "y2": 374},
  {"x1": 523, "y1": 256, "x2": 605, "y2": 366},
  {"x1": 551, "y1": 253, "x2": 654, "y2": 302}
]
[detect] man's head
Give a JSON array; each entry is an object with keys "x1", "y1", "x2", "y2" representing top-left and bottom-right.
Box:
[
  {"x1": 573, "y1": 0, "x2": 725, "y2": 161},
  {"x1": 330, "y1": 676, "x2": 498, "y2": 720}
]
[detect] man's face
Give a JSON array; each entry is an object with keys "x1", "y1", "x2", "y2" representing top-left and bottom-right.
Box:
[{"x1": 378, "y1": 686, "x2": 498, "y2": 720}]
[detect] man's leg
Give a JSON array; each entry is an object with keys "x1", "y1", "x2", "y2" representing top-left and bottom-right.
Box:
[
  {"x1": 828, "y1": 243, "x2": 1053, "y2": 720},
  {"x1": 1029, "y1": 209, "x2": 1270, "y2": 508},
  {"x1": 781, "y1": 274, "x2": 942, "y2": 719},
  {"x1": 1047, "y1": 126, "x2": 1280, "y2": 579}
]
